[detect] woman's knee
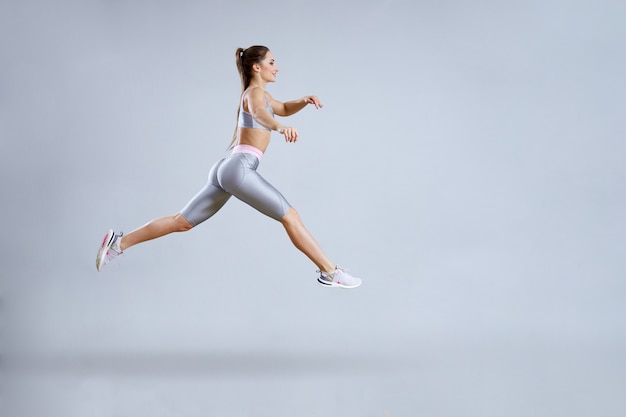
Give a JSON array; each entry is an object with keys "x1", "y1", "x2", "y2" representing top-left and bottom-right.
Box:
[
  {"x1": 280, "y1": 207, "x2": 300, "y2": 226},
  {"x1": 174, "y1": 213, "x2": 194, "y2": 232}
]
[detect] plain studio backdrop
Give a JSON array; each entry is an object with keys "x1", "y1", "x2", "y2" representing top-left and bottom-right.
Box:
[{"x1": 1, "y1": 0, "x2": 625, "y2": 416}]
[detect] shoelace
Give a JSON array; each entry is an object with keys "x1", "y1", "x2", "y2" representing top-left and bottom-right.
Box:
[{"x1": 104, "y1": 247, "x2": 122, "y2": 264}]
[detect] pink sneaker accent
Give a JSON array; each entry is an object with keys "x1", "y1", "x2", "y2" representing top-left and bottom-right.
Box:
[{"x1": 96, "y1": 230, "x2": 123, "y2": 271}]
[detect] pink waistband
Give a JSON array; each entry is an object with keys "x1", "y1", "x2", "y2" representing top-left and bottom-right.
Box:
[{"x1": 232, "y1": 144, "x2": 263, "y2": 160}]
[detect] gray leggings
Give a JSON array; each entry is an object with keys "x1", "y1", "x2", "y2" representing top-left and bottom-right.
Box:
[{"x1": 180, "y1": 152, "x2": 291, "y2": 226}]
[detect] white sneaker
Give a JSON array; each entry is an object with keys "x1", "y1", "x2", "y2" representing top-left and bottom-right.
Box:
[
  {"x1": 96, "y1": 229, "x2": 123, "y2": 271},
  {"x1": 317, "y1": 266, "x2": 362, "y2": 289}
]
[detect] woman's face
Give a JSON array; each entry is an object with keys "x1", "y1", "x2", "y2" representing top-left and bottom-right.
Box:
[{"x1": 257, "y1": 51, "x2": 279, "y2": 83}]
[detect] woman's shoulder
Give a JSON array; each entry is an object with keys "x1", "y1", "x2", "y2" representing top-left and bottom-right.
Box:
[
  {"x1": 244, "y1": 86, "x2": 267, "y2": 97},
  {"x1": 243, "y1": 87, "x2": 272, "y2": 105}
]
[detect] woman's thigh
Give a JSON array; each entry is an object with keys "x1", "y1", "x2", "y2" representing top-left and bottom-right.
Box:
[
  {"x1": 217, "y1": 154, "x2": 291, "y2": 221},
  {"x1": 180, "y1": 159, "x2": 232, "y2": 226}
]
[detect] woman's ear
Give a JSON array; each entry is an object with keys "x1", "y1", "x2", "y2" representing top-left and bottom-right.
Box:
[{"x1": 253, "y1": 64, "x2": 261, "y2": 73}]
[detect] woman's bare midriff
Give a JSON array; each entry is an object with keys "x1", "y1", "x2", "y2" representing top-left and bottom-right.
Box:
[{"x1": 237, "y1": 128, "x2": 272, "y2": 153}]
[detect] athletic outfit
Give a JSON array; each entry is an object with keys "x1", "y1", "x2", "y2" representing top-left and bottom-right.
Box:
[
  {"x1": 181, "y1": 96, "x2": 290, "y2": 224},
  {"x1": 96, "y1": 92, "x2": 361, "y2": 288}
]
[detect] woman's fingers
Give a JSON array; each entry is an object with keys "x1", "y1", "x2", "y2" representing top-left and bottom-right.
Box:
[
  {"x1": 304, "y1": 95, "x2": 323, "y2": 109},
  {"x1": 284, "y1": 127, "x2": 298, "y2": 143},
  {"x1": 310, "y1": 96, "x2": 323, "y2": 109}
]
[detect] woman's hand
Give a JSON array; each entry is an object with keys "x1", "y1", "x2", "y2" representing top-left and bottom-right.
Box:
[
  {"x1": 303, "y1": 96, "x2": 323, "y2": 109},
  {"x1": 278, "y1": 126, "x2": 299, "y2": 143}
]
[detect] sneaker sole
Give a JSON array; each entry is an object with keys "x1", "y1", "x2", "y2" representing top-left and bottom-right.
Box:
[
  {"x1": 96, "y1": 229, "x2": 115, "y2": 272},
  {"x1": 317, "y1": 278, "x2": 361, "y2": 289}
]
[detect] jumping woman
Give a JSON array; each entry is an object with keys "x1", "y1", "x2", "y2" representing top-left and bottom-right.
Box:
[{"x1": 96, "y1": 45, "x2": 362, "y2": 289}]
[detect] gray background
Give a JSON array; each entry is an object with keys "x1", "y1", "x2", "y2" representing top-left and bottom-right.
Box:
[{"x1": 2, "y1": 0, "x2": 625, "y2": 416}]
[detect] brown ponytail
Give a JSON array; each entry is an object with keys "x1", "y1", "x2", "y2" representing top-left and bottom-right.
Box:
[{"x1": 227, "y1": 45, "x2": 270, "y2": 150}]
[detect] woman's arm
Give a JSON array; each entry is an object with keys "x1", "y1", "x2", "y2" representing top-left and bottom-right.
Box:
[
  {"x1": 270, "y1": 95, "x2": 323, "y2": 117},
  {"x1": 248, "y1": 87, "x2": 282, "y2": 130},
  {"x1": 247, "y1": 87, "x2": 298, "y2": 142}
]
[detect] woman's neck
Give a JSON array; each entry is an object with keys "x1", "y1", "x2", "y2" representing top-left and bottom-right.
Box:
[{"x1": 248, "y1": 78, "x2": 267, "y2": 90}]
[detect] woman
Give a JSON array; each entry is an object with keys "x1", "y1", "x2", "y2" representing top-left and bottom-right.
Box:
[{"x1": 96, "y1": 45, "x2": 361, "y2": 289}]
